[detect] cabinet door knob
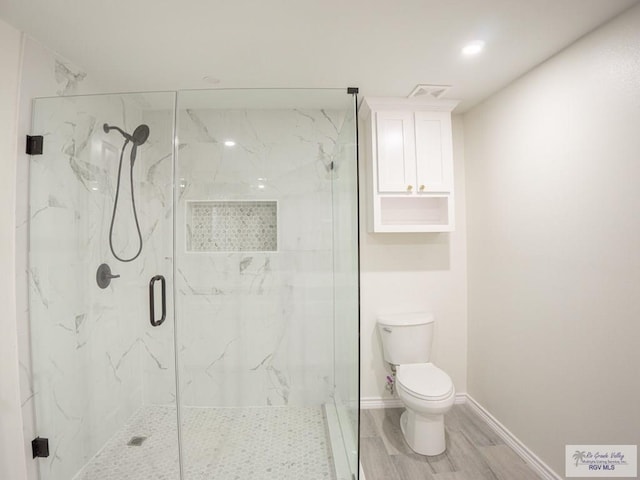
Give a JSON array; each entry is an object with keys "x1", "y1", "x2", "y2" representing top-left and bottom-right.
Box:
[
  {"x1": 419, "y1": 185, "x2": 425, "y2": 191},
  {"x1": 407, "y1": 185, "x2": 413, "y2": 192}
]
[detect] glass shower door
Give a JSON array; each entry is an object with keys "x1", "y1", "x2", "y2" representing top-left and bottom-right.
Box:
[{"x1": 28, "y1": 92, "x2": 180, "y2": 480}]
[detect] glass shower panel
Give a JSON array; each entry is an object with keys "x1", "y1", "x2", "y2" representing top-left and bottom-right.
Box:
[
  {"x1": 331, "y1": 98, "x2": 360, "y2": 479},
  {"x1": 174, "y1": 89, "x2": 359, "y2": 479},
  {"x1": 29, "y1": 92, "x2": 179, "y2": 480}
]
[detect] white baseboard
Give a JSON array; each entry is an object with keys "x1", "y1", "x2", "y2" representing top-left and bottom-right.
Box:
[
  {"x1": 464, "y1": 394, "x2": 562, "y2": 480},
  {"x1": 360, "y1": 396, "x2": 404, "y2": 409},
  {"x1": 360, "y1": 393, "x2": 467, "y2": 410}
]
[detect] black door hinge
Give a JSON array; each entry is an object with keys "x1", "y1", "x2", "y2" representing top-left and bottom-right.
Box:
[
  {"x1": 347, "y1": 87, "x2": 359, "y2": 95},
  {"x1": 26, "y1": 135, "x2": 43, "y2": 155},
  {"x1": 32, "y1": 437, "x2": 49, "y2": 458}
]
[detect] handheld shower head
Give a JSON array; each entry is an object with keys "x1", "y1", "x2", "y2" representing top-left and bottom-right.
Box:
[
  {"x1": 103, "y1": 123, "x2": 150, "y2": 146},
  {"x1": 103, "y1": 122, "x2": 151, "y2": 263},
  {"x1": 103, "y1": 123, "x2": 150, "y2": 167},
  {"x1": 131, "y1": 124, "x2": 150, "y2": 146}
]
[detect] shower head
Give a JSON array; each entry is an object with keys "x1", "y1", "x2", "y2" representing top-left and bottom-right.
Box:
[
  {"x1": 131, "y1": 124, "x2": 150, "y2": 146},
  {"x1": 103, "y1": 123, "x2": 150, "y2": 146},
  {"x1": 104, "y1": 123, "x2": 150, "y2": 167}
]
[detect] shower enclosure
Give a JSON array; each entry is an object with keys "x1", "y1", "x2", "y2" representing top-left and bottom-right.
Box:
[{"x1": 27, "y1": 88, "x2": 359, "y2": 480}]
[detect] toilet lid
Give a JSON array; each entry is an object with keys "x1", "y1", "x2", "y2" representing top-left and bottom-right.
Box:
[{"x1": 397, "y1": 363, "x2": 454, "y2": 400}]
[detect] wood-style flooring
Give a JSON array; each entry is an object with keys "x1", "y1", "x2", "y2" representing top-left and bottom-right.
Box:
[{"x1": 360, "y1": 404, "x2": 543, "y2": 480}]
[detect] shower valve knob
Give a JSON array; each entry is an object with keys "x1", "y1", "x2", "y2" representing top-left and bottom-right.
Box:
[{"x1": 97, "y1": 263, "x2": 120, "y2": 289}]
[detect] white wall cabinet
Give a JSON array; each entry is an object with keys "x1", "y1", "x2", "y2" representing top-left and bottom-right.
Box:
[{"x1": 360, "y1": 97, "x2": 458, "y2": 232}]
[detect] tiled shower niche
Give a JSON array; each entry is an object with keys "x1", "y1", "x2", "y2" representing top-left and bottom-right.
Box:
[{"x1": 187, "y1": 200, "x2": 278, "y2": 252}]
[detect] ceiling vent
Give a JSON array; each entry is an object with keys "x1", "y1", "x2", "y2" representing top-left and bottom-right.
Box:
[{"x1": 408, "y1": 84, "x2": 451, "y2": 99}]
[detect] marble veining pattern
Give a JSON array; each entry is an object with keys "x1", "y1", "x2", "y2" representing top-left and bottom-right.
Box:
[
  {"x1": 54, "y1": 60, "x2": 87, "y2": 96},
  {"x1": 172, "y1": 106, "x2": 347, "y2": 408}
]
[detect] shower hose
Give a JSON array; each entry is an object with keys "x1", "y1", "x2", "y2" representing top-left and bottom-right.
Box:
[{"x1": 109, "y1": 138, "x2": 143, "y2": 262}]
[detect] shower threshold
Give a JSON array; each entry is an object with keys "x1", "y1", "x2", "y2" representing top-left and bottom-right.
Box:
[{"x1": 73, "y1": 405, "x2": 337, "y2": 480}]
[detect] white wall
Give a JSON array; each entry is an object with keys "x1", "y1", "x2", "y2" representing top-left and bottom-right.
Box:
[
  {"x1": 464, "y1": 4, "x2": 640, "y2": 476},
  {"x1": 0, "y1": 17, "x2": 27, "y2": 480},
  {"x1": 359, "y1": 116, "x2": 468, "y2": 402}
]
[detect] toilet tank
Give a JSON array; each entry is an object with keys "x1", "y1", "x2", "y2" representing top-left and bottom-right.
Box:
[{"x1": 377, "y1": 312, "x2": 434, "y2": 365}]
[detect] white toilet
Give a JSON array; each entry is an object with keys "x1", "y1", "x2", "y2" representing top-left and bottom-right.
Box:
[{"x1": 377, "y1": 312, "x2": 455, "y2": 456}]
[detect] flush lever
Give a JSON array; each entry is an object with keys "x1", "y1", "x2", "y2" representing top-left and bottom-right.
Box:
[{"x1": 383, "y1": 327, "x2": 392, "y2": 333}]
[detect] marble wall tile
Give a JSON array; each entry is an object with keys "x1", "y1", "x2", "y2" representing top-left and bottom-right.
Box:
[{"x1": 170, "y1": 107, "x2": 346, "y2": 408}]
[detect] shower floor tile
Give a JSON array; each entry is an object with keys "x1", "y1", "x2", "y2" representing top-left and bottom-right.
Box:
[{"x1": 74, "y1": 405, "x2": 337, "y2": 480}]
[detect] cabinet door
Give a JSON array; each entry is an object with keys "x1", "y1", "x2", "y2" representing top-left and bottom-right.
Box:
[
  {"x1": 375, "y1": 111, "x2": 416, "y2": 193},
  {"x1": 414, "y1": 111, "x2": 453, "y2": 193}
]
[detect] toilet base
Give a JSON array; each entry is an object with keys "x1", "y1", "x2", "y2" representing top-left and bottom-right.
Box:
[{"x1": 400, "y1": 409, "x2": 446, "y2": 456}]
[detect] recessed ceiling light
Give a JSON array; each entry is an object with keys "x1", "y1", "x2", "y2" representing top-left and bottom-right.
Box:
[
  {"x1": 224, "y1": 140, "x2": 236, "y2": 147},
  {"x1": 462, "y1": 41, "x2": 485, "y2": 56}
]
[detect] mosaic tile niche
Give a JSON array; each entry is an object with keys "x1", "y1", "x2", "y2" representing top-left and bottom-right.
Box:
[{"x1": 188, "y1": 201, "x2": 278, "y2": 252}]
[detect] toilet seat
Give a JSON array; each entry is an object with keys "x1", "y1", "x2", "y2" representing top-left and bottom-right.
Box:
[{"x1": 397, "y1": 363, "x2": 454, "y2": 401}]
